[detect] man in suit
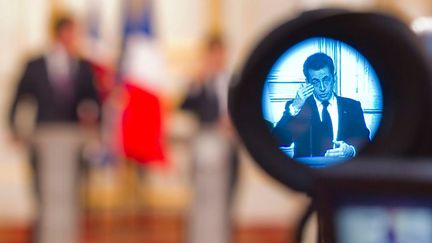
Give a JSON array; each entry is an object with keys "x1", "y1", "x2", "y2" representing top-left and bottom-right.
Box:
[
  {"x1": 10, "y1": 17, "x2": 100, "y2": 130},
  {"x1": 181, "y1": 36, "x2": 238, "y2": 243},
  {"x1": 9, "y1": 16, "x2": 100, "y2": 243},
  {"x1": 272, "y1": 52, "x2": 370, "y2": 158}
]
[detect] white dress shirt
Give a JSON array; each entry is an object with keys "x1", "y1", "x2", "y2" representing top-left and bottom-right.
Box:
[{"x1": 46, "y1": 44, "x2": 75, "y2": 85}]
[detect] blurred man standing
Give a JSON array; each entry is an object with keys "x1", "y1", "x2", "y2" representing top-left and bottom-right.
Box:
[
  {"x1": 182, "y1": 36, "x2": 238, "y2": 243},
  {"x1": 10, "y1": 16, "x2": 100, "y2": 129},
  {"x1": 10, "y1": 16, "x2": 100, "y2": 243}
]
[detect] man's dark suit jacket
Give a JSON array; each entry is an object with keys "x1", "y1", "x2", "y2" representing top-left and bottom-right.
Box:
[
  {"x1": 181, "y1": 83, "x2": 220, "y2": 126},
  {"x1": 272, "y1": 95, "x2": 370, "y2": 158},
  {"x1": 10, "y1": 55, "x2": 100, "y2": 133}
]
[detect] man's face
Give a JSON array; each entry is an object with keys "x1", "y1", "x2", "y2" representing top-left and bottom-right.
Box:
[
  {"x1": 306, "y1": 66, "x2": 335, "y2": 102},
  {"x1": 57, "y1": 23, "x2": 78, "y2": 54}
]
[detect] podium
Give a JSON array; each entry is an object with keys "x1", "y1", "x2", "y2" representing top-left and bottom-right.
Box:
[
  {"x1": 280, "y1": 146, "x2": 347, "y2": 168},
  {"x1": 296, "y1": 157, "x2": 345, "y2": 168}
]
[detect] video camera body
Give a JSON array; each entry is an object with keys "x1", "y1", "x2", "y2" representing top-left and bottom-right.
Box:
[{"x1": 229, "y1": 9, "x2": 432, "y2": 243}]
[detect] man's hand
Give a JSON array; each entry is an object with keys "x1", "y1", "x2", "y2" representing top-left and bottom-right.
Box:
[
  {"x1": 77, "y1": 100, "x2": 100, "y2": 128},
  {"x1": 325, "y1": 141, "x2": 355, "y2": 157},
  {"x1": 292, "y1": 83, "x2": 314, "y2": 110}
]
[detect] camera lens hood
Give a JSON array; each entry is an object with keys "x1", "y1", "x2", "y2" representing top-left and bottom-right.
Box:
[{"x1": 229, "y1": 9, "x2": 432, "y2": 193}]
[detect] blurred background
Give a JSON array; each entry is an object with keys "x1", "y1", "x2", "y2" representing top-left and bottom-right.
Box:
[{"x1": 0, "y1": 0, "x2": 432, "y2": 242}]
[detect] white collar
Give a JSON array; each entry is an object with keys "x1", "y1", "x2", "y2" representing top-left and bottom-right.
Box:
[
  {"x1": 313, "y1": 93, "x2": 336, "y2": 108},
  {"x1": 48, "y1": 43, "x2": 69, "y2": 59}
]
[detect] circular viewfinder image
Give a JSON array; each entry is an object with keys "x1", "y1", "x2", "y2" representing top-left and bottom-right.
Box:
[{"x1": 262, "y1": 37, "x2": 383, "y2": 168}]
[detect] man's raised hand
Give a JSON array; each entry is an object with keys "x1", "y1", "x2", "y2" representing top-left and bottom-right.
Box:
[{"x1": 292, "y1": 83, "x2": 314, "y2": 110}]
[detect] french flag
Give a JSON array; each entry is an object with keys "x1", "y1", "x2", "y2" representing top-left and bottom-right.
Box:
[{"x1": 119, "y1": 0, "x2": 167, "y2": 167}]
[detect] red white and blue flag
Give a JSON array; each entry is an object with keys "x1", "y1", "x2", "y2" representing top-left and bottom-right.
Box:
[{"x1": 119, "y1": 0, "x2": 167, "y2": 167}]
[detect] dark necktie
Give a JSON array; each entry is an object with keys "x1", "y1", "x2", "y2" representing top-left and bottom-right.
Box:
[{"x1": 321, "y1": 101, "x2": 333, "y2": 149}]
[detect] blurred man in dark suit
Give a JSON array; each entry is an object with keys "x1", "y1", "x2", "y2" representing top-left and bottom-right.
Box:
[
  {"x1": 10, "y1": 17, "x2": 100, "y2": 129},
  {"x1": 272, "y1": 53, "x2": 370, "y2": 158},
  {"x1": 182, "y1": 36, "x2": 238, "y2": 243},
  {"x1": 9, "y1": 15, "x2": 100, "y2": 243}
]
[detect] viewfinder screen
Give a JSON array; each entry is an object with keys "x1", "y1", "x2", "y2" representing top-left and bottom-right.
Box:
[
  {"x1": 262, "y1": 37, "x2": 383, "y2": 168},
  {"x1": 336, "y1": 200, "x2": 432, "y2": 243}
]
